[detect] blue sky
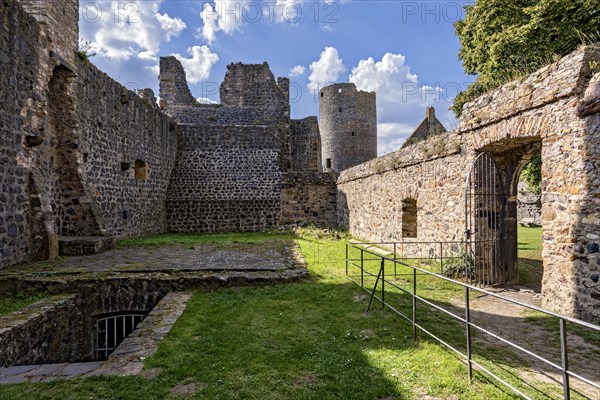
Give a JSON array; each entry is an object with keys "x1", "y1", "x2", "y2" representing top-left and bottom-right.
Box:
[{"x1": 79, "y1": 0, "x2": 475, "y2": 154}]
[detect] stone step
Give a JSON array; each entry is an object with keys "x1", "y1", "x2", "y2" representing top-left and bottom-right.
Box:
[{"x1": 58, "y1": 236, "x2": 116, "y2": 257}]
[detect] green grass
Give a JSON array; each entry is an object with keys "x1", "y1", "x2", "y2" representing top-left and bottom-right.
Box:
[
  {"x1": 116, "y1": 230, "x2": 296, "y2": 248},
  {"x1": 0, "y1": 293, "x2": 49, "y2": 317},
  {"x1": 0, "y1": 230, "x2": 561, "y2": 399},
  {"x1": 517, "y1": 226, "x2": 543, "y2": 288}
]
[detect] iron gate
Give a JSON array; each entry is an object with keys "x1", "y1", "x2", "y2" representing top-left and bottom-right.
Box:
[
  {"x1": 465, "y1": 152, "x2": 507, "y2": 286},
  {"x1": 96, "y1": 312, "x2": 147, "y2": 360}
]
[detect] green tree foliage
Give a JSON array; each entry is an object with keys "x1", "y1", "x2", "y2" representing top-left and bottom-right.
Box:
[
  {"x1": 521, "y1": 151, "x2": 542, "y2": 194},
  {"x1": 452, "y1": 0, "x2": 600, "y2": 117}
]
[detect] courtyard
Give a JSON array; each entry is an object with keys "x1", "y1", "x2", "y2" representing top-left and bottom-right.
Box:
[{"x1": 0, "y1": 228, "x2": 598, "y2": 399}]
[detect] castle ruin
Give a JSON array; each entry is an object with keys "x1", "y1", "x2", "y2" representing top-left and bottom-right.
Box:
[{"x1": 1, "y1": 0, "x2": 599, "y2": 322}]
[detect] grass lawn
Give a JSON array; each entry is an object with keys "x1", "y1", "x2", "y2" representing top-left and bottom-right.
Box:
[
  {"x1": 0, "y1": 230, "x2": 535, "y2": 399},
  {"x1": 0, "y1": 293, "x2": 49, "y2": 317},
  {"x1": 517, "y1": 226, "x2": 543, "y2": 289}
]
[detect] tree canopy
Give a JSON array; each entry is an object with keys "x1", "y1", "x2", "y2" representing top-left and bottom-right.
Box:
[{"x1": 452, "y1": 0, "x2": 600, "y2": 117}]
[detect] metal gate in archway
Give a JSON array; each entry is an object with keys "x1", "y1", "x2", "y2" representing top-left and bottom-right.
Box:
[{"x1": 465, "y1": 152, "x2": 507, "y2": 286}]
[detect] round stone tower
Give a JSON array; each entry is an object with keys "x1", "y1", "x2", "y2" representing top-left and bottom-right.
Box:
[{"x1": 319, "y1": 83, "x2": 377, "y2": 172}]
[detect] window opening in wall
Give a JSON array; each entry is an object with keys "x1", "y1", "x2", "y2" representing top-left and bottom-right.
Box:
[
  {"x1": 120, "y1": 162, "x2": 130, "y2": 171},
  {"x1": 338, "y1": 107, "x2": 343, "y2": 112},
  {"x1": 321, "y1": 92, "x2": 324, "y2": 97},
  {"x1": 134, "y1": 160, "x2": 147, "y2": 180},
  {"x1": 96, "y1": 312, "x2": 147, "y2": 360},
  {"x1": 402, "y1": 198, "x2": 417, "y2": 238},
  {"x1": 338, "y1": 88, "x2": 342, "y2": 93},
  {"x1": 326, "y1": 158, "x2": 332, "y2": 169},
  {"x1": 351, "y1": 131, "x2": 355, "y2": 136}
]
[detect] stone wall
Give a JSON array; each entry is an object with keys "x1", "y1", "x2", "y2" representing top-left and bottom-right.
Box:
[
  {"x1": 291, "y1": 117, "x2": 322, "y2": 172},
  {"x1": 0, "y1": 0, "x2": 50, "y2": 267},
  {"x1": 281, "y1": 173, "x2": 337, "y2": 226},
  {"x1": 75, "y1": 62, "x2": 179, "y2": 237},
  {"x1": 337, "y1": 133, "x2": 466, "y2": 243},
  {"x1": 517, "y1": 181, "x2": 542, "y2": 226},
  {"x1": 162, "y1": 58, "x2": 289, "y2": 232}
]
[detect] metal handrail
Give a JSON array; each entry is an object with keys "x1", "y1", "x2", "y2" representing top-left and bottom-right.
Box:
[{"x1": 346, "y1": 241, "x2": 600, "y2": 400}]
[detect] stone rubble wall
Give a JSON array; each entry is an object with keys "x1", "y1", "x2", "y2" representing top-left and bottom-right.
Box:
[
  {"x1": 281, "y1": 173, "x2": 337, "y2": 227},
  {"x1": 517, "y1": 181, "x2": 542, "y2": 226},
  {"x1": 337, "y1": 132, "x2": 466, "y2": 243},
  {"x1": 0, "y1": 0, "x2": 52, "y2": 267},
  {"x1": 75, "y1": 62, "x2": 179, "y2": 237},
  {"x1": 291, "y1": 117, "x2": 322, "y2": 172}
]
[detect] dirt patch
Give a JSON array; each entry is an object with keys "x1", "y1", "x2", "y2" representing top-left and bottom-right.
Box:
[
  {"x1": 170, "y1": 382, "x2": 198, "y2": 398},
  {"x1": 294, "y1": 373, "x2": 318, "y2": 388}
]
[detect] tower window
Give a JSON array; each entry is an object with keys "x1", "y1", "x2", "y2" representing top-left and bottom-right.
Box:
[
  {"x1": 338, "y1": 88, "x2": 342, "y2": 93},
  {"x1": 402, "y1": 198, "x2": 417, "y2": 238},
  {"x1": 134, "y1": 160, "x2": 147, "y2": 180},
  {"x1": 338, "y1": 107, "x2": 343, "y2": 112},
  {"x1": 351, "y1": 131, "x2": 355, "y2": 136},
  {"x1": 321, "y1": 92, "x2": 324, "y2": 97},
  {"x1": 326, "y1": 158, "x2": 332, "y2": 169}
]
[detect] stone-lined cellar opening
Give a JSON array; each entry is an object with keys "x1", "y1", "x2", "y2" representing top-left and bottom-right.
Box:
[{"x1": 0, "y1": 287, "x2": 166, "y2": 367}]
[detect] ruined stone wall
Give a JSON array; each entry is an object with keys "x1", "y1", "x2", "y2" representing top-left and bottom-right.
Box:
[
  {"x1": 0, "y1": 0, "x2": 51, "y2": 267},
  {"x1": 166, "y1": 122, "x2": 284, "y2": 232},
  {"x1": 281, "y1": 173, "x2": 337, "y2": 226},
  {"x1": 220, "y1": 62, "x2": 289, "y2": 110},
  {"x1": 75, "y1": 62, "x2": 179, "y2": 237},
  {"x1": 18, "y1": 0, "x2": 78, "y2": 64},
  {"x1": 320, "y1": 83, "x2": 377, "y2": 172},
  {"x1": 291, "y1": 117, "x2": 322, "y2": 172},
  {"x1": 517, "y1": 181, "x2": 542, "y2": 226}
]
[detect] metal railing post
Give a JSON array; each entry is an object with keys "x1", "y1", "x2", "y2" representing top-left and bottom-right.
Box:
[
  {"x1": 345, "y1": 243, "x2": 349, "y2": 277},
  {"x1": 412, "y1": 267, "x2": 417, "y2": 341},
  {"x1": 393, "y1": 243, "x2": 397, "y2": 278},
  {"x1": 381, "y1": 258, "x2": 385, "y2": 309},
  {"x1": 465, "y1": 286, "x2": 473, "y2": 381},
  {"x1": 360, "y1": 249, "x2": 364, "y2": 288},
  {"x1": 439, "y1": 242, "x2": 444, "y2": 274},
  {"x1": 560, "y1": 319, "x2": 571, "y2": 400}
]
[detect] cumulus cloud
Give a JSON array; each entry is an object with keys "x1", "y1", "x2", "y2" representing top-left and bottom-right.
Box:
[
  {"x1": 197, "y1": 97, "x2": 219, "y2": 104},
  {"x1": 348, "y1": 52, "x2": 456, "y2": 154},
  {"x1": 174, "y1": 46, "x2": 220, "y2": 84},
  {"x1": 79, "y1": 1, "x2": 186, "y2": 61},
  {"x1": 198, "y1": 0, "x2": 252, "y2": 43},
  {"x1": 308, "y1": 47, "x2": 345, "y2": 94},
  {"x1": 289, "y1": 65, "x2": 306, "y2": 77}
]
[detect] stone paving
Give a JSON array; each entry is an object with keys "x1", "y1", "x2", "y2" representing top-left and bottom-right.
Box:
[
  {"x1": 0, "y1": 292, "x2": 191, "y2": 384},
  {"x1": 0, "y1": 241, "x2": 291, "y2": 277}
]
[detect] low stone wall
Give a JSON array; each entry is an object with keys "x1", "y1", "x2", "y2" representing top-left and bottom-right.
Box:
[
  {"x1": 337, "y1": 132, "x2": 466, "y2": 243},
  {"x1": 281, "y1": 173, "x2": 337, "y2": 227}
]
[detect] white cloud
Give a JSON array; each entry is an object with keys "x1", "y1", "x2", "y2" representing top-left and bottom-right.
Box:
[
  {"x1": 145, "y1": 64, "x2": 160, "y2": 77},
  {"x1": 348, "y1": 52, "x2": 456, "y2": 154},
  {"x1": 307, "y1": 47, "x2": 345, "y2": 94},
  {"x1": 156, "y1": 13, "x2": 187, "y2": 41},
  {"x1": 197, "y1": 97, "x2": 219, "y2": 104},
  {"x1": 138, "y1": 51, "x2": 157, "y2": 61},
  {"x1": 79, "y1": 0, "x2": 186, "y2": 61},
  {"x1": 174, "y1": 46, "x2": 220, "y2": 84},
  {"x1": 198, "y1": 0, "x2": 250, "y2": 43},
  {"x1": 289, "y1": 65, "x2": 306, "y2": 77}
]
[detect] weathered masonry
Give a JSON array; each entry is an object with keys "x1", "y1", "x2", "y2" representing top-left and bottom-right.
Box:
[
  {"x1": 337, "y1": 46, "x2": 600, "y2": 322},
  {"x1": 0, "y1": 0, "x2": 336, "y2": 266},
  {"x1": 1, "y1": 0, "x2": 599, "y2": 324}
]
